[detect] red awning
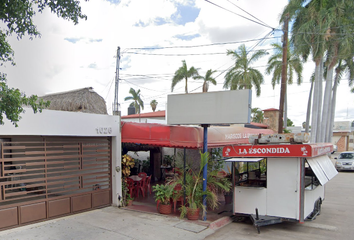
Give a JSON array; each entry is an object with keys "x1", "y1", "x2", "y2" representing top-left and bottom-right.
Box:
[{"x1": 121, "y1": 122, "x2": 274, "y2": 149}]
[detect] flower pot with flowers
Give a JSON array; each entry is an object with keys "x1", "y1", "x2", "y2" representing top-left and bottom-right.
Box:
[
  {"x1": 126, "y1": 193, "x2": 134, "y2": 206},
  {"x1": 153, "y1": 183, "x2": 176, "y2": 214}
]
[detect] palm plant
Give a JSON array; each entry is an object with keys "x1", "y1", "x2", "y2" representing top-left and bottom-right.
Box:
[
  {"x1": 176, "y1": 152, "x2": 231, "y2": 219},
  {"x1": 223, "y1": 44, "x2": 267, "y2": 96},
  {"x1": 251, "y1": 108, "x2": 264, "y2": 123},
  {"x1": 171, "y1": 60, "x2": 200, "y2": 93},
  {"x1": 124, "y1": 88, "x2": 144, "y2": 114},
  {"x1": 266, "y1": 42, "x2": 303, "y2": 128},
  {"x1": 150, "y1": 99, "x2": 158, "y2": 112},
  {"x1": 194, "y1": 69, "x2": 217, "y2": 92}
]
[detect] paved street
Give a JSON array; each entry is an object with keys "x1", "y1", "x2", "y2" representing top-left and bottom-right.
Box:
[{"x1": 206, "y1": 153, "x2": 354, "y2": 240}]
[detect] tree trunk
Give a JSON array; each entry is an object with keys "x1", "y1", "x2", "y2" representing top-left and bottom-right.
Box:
[
  {"x1": 185, "y1": 77, "x2": 188, "y2": 94},
  {"x1": 322, "y1": 66, "x2": 334, "y2": 142},
  {"x1": 305, "y1": 81, "x2": 314, "y2": 133},
  {"x1": 310, "y1": 61, "x2": 321, "y2": 143},
  {"x1": 328, "y1": 72, "x2": 340, "y2": 144},
  {"x1": 284, "y1": 89, "x2": 288, "y2": 129},
  {"x1": 316, "y1": 58, "x2": 324, "y2": 142}
]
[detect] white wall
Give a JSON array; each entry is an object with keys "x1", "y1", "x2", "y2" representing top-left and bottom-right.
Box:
[{"x1": 0, "y1": 108, "x2": 122, "y2": 207}]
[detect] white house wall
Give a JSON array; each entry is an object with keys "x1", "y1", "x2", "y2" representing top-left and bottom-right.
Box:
[{"x1": 0, "y1": 108, "x2": 122, "y2": 207}]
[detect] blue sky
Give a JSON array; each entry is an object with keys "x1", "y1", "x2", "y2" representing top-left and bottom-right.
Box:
[{"x1": 3, "y1": 0, "x2": 354, "y2": 126}]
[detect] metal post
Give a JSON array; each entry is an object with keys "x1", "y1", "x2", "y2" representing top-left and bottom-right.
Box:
[
  {"x1": 183, "y1": 148, "x2": 186, "y2": 205},
  {"x1": 202, "y1": 124, "x2": 208, "y2": 221},
  {"x1": 113, "y1": 46, "x2": 121, "y2": 115}
]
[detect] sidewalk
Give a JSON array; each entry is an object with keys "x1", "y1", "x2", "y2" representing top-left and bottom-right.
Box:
[{"x1": 0, "y1": 206, "x2": 232, "y2": 240}]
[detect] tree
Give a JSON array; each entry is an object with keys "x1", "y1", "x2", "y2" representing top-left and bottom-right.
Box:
[
  {"x1": 251, "y1": 108, "x2": 264, "y2": 123},
  {"x1": 171, "y1": 60, "x2": 200, "y2": 93},
  {"x1": 0, "y1": 0, "x2": 87, "y2": 126},
  {"x1": 150, "y1": 99, "x2": 158, "y2": 112},
  {"x1": 223, "y1": 44, "x2": 267, "y2": 96},
  {"x1": 124, "y1": 88, "x2": 144, "y2": 114},
  {"x1": 282, "y1": 0, "x2": 335, "y2": 142},
  {"x1": 287, "y1": 118, "x2": 294, "y2": 127},
  {"x1": 194, "y1": 69, "x2": 217, "y2": 92},
  {"x1": 266, "y1": 42, "x2": 303, "y2": 128}
]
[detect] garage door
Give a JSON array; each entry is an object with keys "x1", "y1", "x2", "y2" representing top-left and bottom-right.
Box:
[{"x1": 0, "y1": 136, "x2": 112, "y2": 230}]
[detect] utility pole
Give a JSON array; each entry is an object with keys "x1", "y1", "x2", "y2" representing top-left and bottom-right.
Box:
[
  {"x1": 278, "y1": 15, "x2": 288, "y2": 133},
  {"x1": 113, "y1": 46, "x2": 121, "y2": 116}
]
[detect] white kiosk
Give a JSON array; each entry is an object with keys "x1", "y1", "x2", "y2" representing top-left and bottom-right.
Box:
[{"x1": 222, "y1": 134, "x2": 337, "y2": 233}]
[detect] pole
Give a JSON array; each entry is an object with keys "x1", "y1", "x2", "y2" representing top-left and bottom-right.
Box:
[
  {"x1": 278, "y1": 15, "x2": 288, "y2": 133},
  {"x1": 202, "y1": 124, "x2": 209, "y2": 221},
  {"x1": 113, "y1": 46, "x2": 121, "y2": 115},
  {"x1": 183, "y1": 148, "x2": 186, "y2": 205}
]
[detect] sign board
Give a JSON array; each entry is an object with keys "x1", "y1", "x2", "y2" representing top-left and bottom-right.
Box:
[
  {"x1": 222, "y1": 143, "x2": 333, "y2": 158},
  {"x1": 167, "y1": 90, "x2": 251, "y2": 125}
]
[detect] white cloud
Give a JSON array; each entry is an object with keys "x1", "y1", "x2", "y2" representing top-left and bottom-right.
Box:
[{"x1": 2, "y1": 0, "x2": 354, "y2": 127}]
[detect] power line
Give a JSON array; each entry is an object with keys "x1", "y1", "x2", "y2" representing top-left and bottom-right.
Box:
[
  {"x1": 226, "y1": 0, "x2": 272, "y2": 29},
  {"x1": 203, "y1": 0, "x2": 275, "y2": 30}
]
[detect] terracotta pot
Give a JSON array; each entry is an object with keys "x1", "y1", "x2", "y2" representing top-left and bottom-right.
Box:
[
  {"x1": 159, "y1": 203, "x2": 172, "y2": 214},
  {"x1": 127, "y1": 200, "x2": 133, "y2": 206},
  {"x1": 187, "y1": 207, "x2": 200, "y2": 220}
]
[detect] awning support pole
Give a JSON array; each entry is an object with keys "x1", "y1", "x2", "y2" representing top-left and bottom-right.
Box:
[
  {"x1": 202, "y1": 124, "x2": 209, "y2": 221},
  {"x1": 183, "y1": 148, "x2": 186, "y2": 204}
]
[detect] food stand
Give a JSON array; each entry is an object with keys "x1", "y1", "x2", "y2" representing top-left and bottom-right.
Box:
[{"x1": 222, "y1": 134, "x2": 338, "y2": 233}]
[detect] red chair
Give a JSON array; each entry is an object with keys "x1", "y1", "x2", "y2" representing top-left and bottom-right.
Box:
[
  {"x1": 138, "y1": 172, "x2": 147, "y2": 197},
  {"x1": 145, "y1": 175, "x2": 152, "y2": 195},
  {"x1": 126, "y1": 178, "x2": 137, "y2": 198}
]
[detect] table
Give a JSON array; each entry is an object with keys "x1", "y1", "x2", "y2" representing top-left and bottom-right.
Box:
[{"x1": 129, "y1": 175, "x2": 142, "y2": 182}]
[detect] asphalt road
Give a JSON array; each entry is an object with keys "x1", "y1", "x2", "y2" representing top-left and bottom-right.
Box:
[{"x1": 206, "y1": 153, "x2": 354, "y2": 240}]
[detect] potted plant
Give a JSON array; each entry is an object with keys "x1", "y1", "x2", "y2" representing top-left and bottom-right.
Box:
[
  {"x1": 178, "y1": 152, "x2": 231, "y2": 220},
  {"x1": 153, "y1": 183, "x2": 176, "y2": 214},
  {"x1": 126, "y1": 193, "x2": 134, "y2": 206}
]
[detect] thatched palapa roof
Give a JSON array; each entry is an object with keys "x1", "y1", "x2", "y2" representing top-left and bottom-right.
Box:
[{"x1": 40, "y1": 87, "x2": 108, "y2": 114}]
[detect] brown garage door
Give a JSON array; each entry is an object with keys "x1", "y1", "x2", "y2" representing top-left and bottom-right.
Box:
[{"x1": 0, "y1": 136, "x2": 112, "y2": 230}]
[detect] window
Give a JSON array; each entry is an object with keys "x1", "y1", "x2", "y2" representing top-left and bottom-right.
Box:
[{"x1": 234, "y1": 158, "x2": 267, "y2": 188}]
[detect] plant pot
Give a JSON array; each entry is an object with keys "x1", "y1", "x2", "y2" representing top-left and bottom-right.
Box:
[
  {"x1": 127, "y1": 200, "x2": 133, "y2": 206},
  {"x1": 187, "y1": 207, "x2": 200, "y2": 220},
  {"x1": 159, "y1": 203, "x2": 172, "y2": 214}
]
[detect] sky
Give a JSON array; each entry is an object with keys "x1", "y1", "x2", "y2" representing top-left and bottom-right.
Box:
[{"x1": 2, "y1": 0, "x2": 354, "y2": 126}]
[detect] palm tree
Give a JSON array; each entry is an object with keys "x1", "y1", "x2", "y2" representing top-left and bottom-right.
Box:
[
  {"x1": 282, "y1": 0, "x2": 334, "y2": 142},
  {"x1": 150, "y1": 99, "x2": 158, "y2": 112},
  {"x1": 171, "y1": 60, "x2": 200, "y2": 93},
  {"x1": 194, "y1": 69, "x2": 217, "y2": 92},
  {"x1": 124, "y1": 88, "x2": 144, "y2": 114},
  {"x1": 266, "y1": 42, "x2": 303, "y2": 128},
  {"x1": 251, "y1": 108, "x2": 264, "y2": 123},
  {"x1": 223, "y1": 44, "x2": 267, "y2": 96}
]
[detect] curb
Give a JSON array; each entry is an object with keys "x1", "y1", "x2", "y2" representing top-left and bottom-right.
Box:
[{"x1": 208, "y1": 216, "x2": 233, "y2": 230}]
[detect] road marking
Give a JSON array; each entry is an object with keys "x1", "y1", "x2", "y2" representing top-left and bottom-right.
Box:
[{"x1": 303, "y1": 222, "x2": 337, "y2": 231}]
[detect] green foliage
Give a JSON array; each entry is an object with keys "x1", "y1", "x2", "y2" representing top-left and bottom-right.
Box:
[
  {"x1": 223, "y1": 44, "x2": 267, "y2": 96},
  {"x1": 0, "y1": 82, "x2": 50, "y2": 127},
  {"x1": 152, "y1": 183, "x2": 176, "y2": 205},
  {"x1": 177, "y1": 152, "x2": 231, "y2": 218},
  {"x1": 287, "y1": 118, "x2": 294, "y2": 127},
  {"x1": 0, "y1": 0, "x2": 87, "y2": 126},
  {"x1": 124, "y1": 88, "x2": 144, "y2": 114},
  {"x1": 171, "y1": 60, "x2": 200, "y2": 93},
  {"x1": 150, "y1": 99, "x2": 158, "y2": 112},
  {"x1": 126, "y1": 193, "x2": 134, "y2": 201},
  {"x1": 251, "y1": 107, "x2": 264, "y2": 123}
]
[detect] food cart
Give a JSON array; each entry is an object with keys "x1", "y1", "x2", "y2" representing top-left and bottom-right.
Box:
[{"x1": 222, "y1": 134, "x2": 338, "y2": 233}]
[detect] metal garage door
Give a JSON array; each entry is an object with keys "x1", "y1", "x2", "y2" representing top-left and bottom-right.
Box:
[{"x1": 0, "y1": 137, "x2": 112, "y2": 230}]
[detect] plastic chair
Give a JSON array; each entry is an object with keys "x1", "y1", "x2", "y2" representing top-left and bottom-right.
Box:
[
  {"x1": 138, "y1": 172, "x2": 147, "y2": 196},
  {"x1": 145, "y1": 175, "x2": 152, "y2": 195},
  {"x1": 126, "y1": 177, "x2": 137, "y2": 198}
]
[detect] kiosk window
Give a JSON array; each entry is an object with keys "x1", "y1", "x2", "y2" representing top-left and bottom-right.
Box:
[{"x1": 225, "y1": 158, "x2": 267, "y2": 188}]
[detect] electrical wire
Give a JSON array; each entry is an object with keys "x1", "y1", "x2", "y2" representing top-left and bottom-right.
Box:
[{"x1": 203, "y1": 0, "x2": 275, "y2": 30}]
